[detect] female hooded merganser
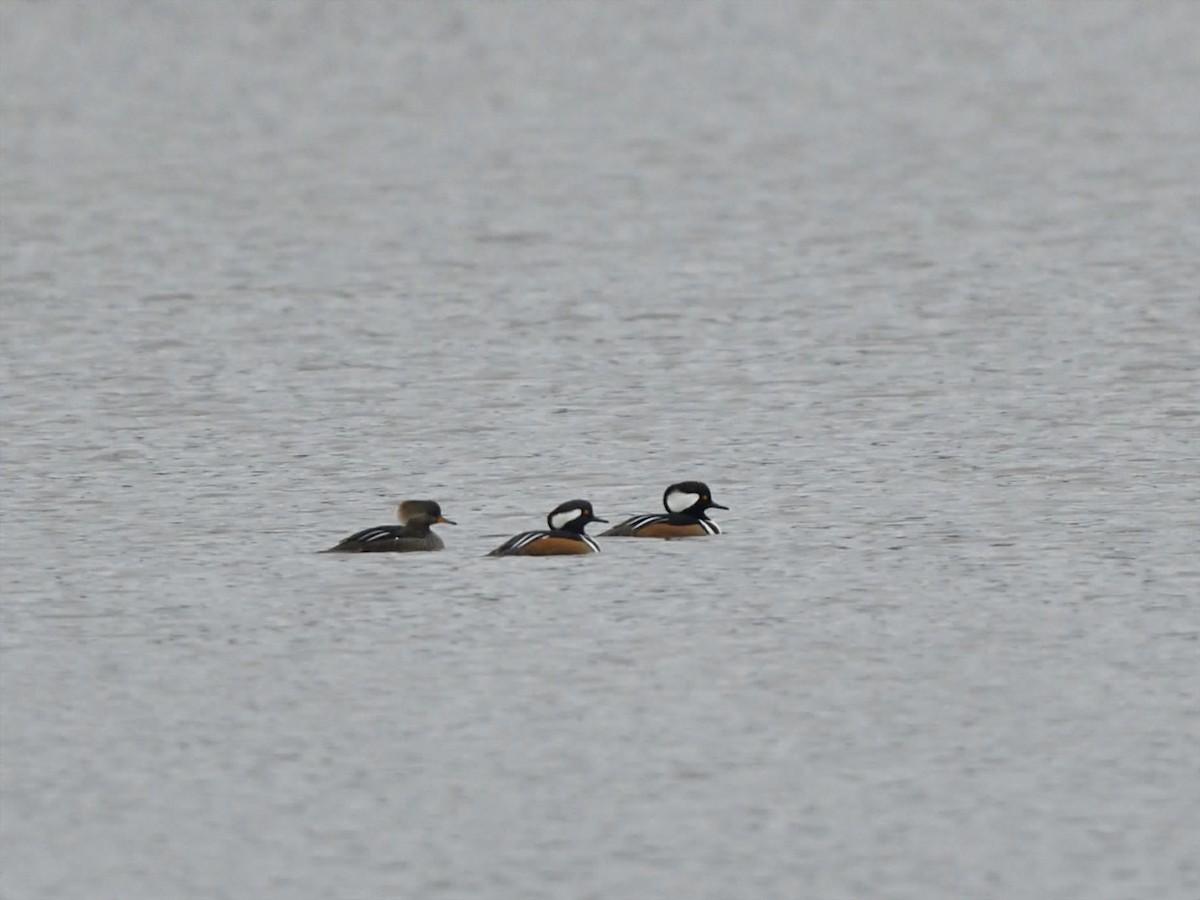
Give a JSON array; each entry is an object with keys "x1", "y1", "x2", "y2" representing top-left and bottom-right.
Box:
[
  {"x1": 323, "y1": 500, "x2": 456, "y2": 552},
  {"x1": 487, "y1": 499, "x2": 607, "y2": 557},
  {"x1": 600, "y1": 481, "x2": 727, "y2": 537}
]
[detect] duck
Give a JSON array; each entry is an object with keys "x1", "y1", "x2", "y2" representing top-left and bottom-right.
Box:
[
  {"x1": 323, "y1": 500, "x2": 455, "y2": 552},
  {"x1": 599, "y1": 481, "x2": 727, "y2": 537},
  {"x1": 487, "y1": 499, "x2": 606, "y2": 556}
]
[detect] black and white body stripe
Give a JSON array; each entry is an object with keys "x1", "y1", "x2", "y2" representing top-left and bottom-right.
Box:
[
  {"x1": 353, "y1": 526, "x2": 402, "y2": 545},
  {"x1": 489, "y1": 530, "x2": 601, "y2": 556},
  {"x1": 339, "y1": 525, "x2": 446, "y2": 549},
  {"x1": 613, "y1": 513, "x2": 721, "y2": 535}
]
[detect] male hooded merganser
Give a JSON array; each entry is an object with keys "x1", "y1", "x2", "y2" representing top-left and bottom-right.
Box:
[
  {"x1": 599, "y1": 481, "x2": 727, "y2": 537},
  {"x1": 323, "y1": 500, "x2": 456, "y2": 552},
  {"x1": 487, "y1": 499, "x2": 606, "y2": 557}
]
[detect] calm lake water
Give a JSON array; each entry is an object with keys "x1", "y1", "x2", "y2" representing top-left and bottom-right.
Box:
[{"x1": 2, "y1": 3, "x2": 1198, "y2": 899}]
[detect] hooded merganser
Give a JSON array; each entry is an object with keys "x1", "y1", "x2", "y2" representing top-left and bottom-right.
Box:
[
  {"x1": 599, "y1": 481, "x2": 727, "y2": 538},
  {"x1": 323, "y1": 500, "x2": 456, "y2": 552},
  {"x1": 487, "y1": 499, "x2": 607, "y2": 557}
]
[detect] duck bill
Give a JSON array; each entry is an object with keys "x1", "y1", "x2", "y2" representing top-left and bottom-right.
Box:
[
  {"x1": 708, "y1": 502, "x2": 728, "y2": 510},
  {"x1": 591, "y1": 516, "x2": 609, "y2": 523},
  {"x1": 437, "y1": 516, "x2": 458, "y2": 525}
]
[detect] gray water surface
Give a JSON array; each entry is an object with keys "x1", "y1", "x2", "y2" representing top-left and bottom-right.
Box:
[{"x1": 2, "y1": 3, "x2": 1199, "y2": 899}]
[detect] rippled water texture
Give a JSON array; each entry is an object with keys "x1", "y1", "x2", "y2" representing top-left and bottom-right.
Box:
[{"x1": 2, "y1": 3, "x2": 1198, "y2": 898}]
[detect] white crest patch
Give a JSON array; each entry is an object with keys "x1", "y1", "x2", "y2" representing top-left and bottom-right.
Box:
[
  {"x1": 549, "y1": 507, "x2": 584, "y2": 530},
  {"x1": 665, "y1": 491, "x2": 701, "y2": 514}
]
